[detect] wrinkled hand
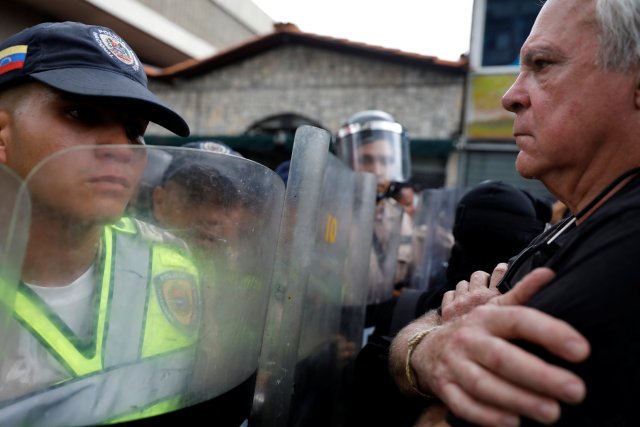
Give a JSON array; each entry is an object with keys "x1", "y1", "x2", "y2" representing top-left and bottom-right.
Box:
[
  {"x1": 440, "y1": 264, "x2": 507, "y2": 322},
  {"x1": 440, "y1": 262, "x2": 551, "y2": 323},
  {"x1": 409, "y1": 267, "x2": 590, "y2": 427}
]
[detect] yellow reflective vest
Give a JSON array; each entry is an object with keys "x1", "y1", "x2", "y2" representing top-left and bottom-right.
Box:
[{"x1": 5, "y1": 218, "x2": 200, "y2": 426}]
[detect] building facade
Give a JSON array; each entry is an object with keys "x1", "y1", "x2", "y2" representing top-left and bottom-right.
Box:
[
  {"x1": 0, "y1": 0, "x2": 554, "y2": 196},
  {"x1": 0, "y1": 0, "x2": 272, "y2": 67},
  {"x1": 147, "y1": 26, "x2": 467, "y2": 189}
]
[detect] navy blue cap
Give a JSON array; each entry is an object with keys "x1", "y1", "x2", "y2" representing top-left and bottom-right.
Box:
[{"x1": 0, "y1": 21, "x2": 190, "y2": 137}]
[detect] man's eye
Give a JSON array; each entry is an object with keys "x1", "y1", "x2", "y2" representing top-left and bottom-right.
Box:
[{"x1": 533, "y1": 59, "x2": 551, "y2": 70}]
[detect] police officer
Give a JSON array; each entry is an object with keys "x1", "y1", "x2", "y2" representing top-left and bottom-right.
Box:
[
  {"x1": 148, "y1": 141, "x2": 284, "y2": 426},
  {"x1": 335, "y1": 110, "x2": 415, "y2": 309},
  {"x1": 0, "y1": 21, "x2": 201, "y2": 426}
]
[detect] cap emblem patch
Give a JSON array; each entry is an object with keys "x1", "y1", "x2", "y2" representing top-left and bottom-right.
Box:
[{"x1": 93, "y1": 30, "x2": 140, "y2": 71}]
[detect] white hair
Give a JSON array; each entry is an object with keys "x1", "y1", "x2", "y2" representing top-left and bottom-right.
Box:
[{"x1": 596, "y1": 0, "x2": 640, "y2": 72}]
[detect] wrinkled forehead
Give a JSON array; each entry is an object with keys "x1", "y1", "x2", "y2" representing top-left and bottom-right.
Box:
[
  {"x1": 531, "y1": 0, "x2": 597, "y2": 38},
  {"x1": 523, "y1": 0, "x2": 598, "y2": 57}
]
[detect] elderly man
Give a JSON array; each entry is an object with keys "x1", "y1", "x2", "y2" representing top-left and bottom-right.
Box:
[{"x1": 390, "y1": 0, "x2": 640, "y2": 426}]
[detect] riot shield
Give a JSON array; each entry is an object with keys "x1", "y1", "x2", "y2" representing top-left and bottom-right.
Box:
[
  {"x1": 250, "y1": 126, "x2": 376, "y2": 427},
  {"x1": 340, "y1": 172, "x2": 376, "y2": 351},
  {"x1": 149, "y1": 146, "x2": 285, "y2": 426},
  {"x1": 332, "y1": 171, "x2": 377, "y2": 424},
  {"x1": 0, "y1": 165, "x2": 30, "y2": 359},
  {"x1": 250, "y1": 126, "x2": 330, "y2": 427},
  {"x1": 287, "y1": 153, "x2": 358, "y2": 427},
  {"x1": 367, "y1": 198, "x2": 404, "y2": 304},
  {"x1": 0, "y1": 144, "x2": 285, "y2": 427},
  {"x1": 410, "y1": 187, "x2": 461, "y2": 292}
]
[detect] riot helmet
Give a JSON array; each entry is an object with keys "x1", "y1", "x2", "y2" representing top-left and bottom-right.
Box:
[{"x1": 335, "y1": 110, "x2": 410, "y2": 198}]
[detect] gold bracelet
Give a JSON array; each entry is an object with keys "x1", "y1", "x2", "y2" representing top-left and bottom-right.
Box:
[{"x1": 405, "y1": 325, "x2": 439, "y2": 399}]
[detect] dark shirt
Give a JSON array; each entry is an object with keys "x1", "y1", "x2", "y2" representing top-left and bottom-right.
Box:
[{"x1": 449, "y1": 176, "x2": 640, "y2": 426}]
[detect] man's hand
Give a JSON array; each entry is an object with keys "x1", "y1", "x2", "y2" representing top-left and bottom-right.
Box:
[
  {"x1": 390, "y1": 267, "x2": 590, "y2": 427},
  {"x1": 440, "y1": 263, "x2": 555, "y2": 322},
  {"x1": 440, "y1": 263, "x2": 507, "y2": 322}
]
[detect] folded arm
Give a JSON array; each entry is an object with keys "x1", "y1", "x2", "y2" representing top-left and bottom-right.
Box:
[{"x1": 389, "y1": 267, "x2": 590, "y2": 427}]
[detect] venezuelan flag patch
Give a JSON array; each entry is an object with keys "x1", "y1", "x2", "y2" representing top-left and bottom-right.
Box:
[{"x1": 0, "y1": 45, "x2": 27, "y2": 76}]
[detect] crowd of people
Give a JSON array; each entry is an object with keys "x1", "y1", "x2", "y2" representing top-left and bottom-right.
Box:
[{"x1": 0, "y1": 0, "x2": 639, "y2": 425}]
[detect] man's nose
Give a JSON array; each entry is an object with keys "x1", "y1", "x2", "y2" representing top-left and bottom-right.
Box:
[
  {"x1": 93, "y1": 144, "x2": 141, "y2": 164},
  {"x1": 501, "y1": 74, "x2": 529, "y2": 113}
]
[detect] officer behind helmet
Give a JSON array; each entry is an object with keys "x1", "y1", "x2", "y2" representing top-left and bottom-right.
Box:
[
  {"x1": 335, "y1": 110, "x2": 415, "y2": 317},
  {"x1": 152, "y1": 142, "x2": 243, "y2": 263},
  {"x1": 150, "y1": 141, "x2": 278, "y2": 426},
  {"x1": 335, "y1": 110, "x2": 410, "y2": 200},
  {"x1": 0, "y1": 21, "x2": 201, "y2": 426}
]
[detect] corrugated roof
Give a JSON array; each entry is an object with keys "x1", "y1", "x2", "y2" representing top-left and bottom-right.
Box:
[{"x1": 145, "y1": 22, "x2": 468, "y2": 79}]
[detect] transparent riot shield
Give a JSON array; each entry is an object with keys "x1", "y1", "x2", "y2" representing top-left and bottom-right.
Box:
[
  {"x1": 250, "y1": 126, "x2": 330, "y2": 427},
  {"x1": 149, "y1": 146, "x2": 285, "y2": 426},
  {"x1": 367, "y1": 197, "x2": 404, "y2": 304},
  {"x1": 287, "y1": 153, "x2": 358, "y2": 427},
  {"x1": 0, "y1": 165, "x2": 30, "y2": 359},
  {"x1": 250, "y1": 126, "x2": 377, "y2": 427},
  {"x1": 410, "y1": 187, "x2": 462, "y2": 292},
  {"x1": 0, "y1": 144, "x2": 285, "y2": 427},
  {"x1": 340, "y1": 172, "x2": 376, "y2": 351},
  {"x1": 332, "y1": 171, "x2": 377, "y2": 424}
]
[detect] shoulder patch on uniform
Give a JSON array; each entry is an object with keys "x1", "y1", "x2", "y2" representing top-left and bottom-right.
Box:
[{"x1": 154, "y1": 271, "x2": 199, "y2": 334}]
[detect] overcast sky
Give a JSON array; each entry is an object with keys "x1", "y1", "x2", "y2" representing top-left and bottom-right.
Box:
[{"x1": 251, "y1": 0, "x2": 475, "y2": 61}]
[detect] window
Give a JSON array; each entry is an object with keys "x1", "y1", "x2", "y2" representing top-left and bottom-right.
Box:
[{"x1": 482, "y1": 0, "x2": 541, "y2": 67}]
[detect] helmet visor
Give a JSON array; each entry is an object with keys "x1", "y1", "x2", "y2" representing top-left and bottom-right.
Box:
[{"x1": 336, "y1": 121, "x2": 410, "y2": 187}]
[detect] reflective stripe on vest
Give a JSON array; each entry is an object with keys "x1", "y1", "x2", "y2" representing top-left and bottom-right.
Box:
[
  {"x1": 0, "y1": 349, "x2": 193, "y2": 427},
  {"x1": 13, "y1": 222, "x2": 152, "y2": 375},
  {"x1": 13, "y1": 226, "x2": 117, "y2": 375},
  {"x1": 9, "y1": 218, "x2": 197, "y2": 425}
]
